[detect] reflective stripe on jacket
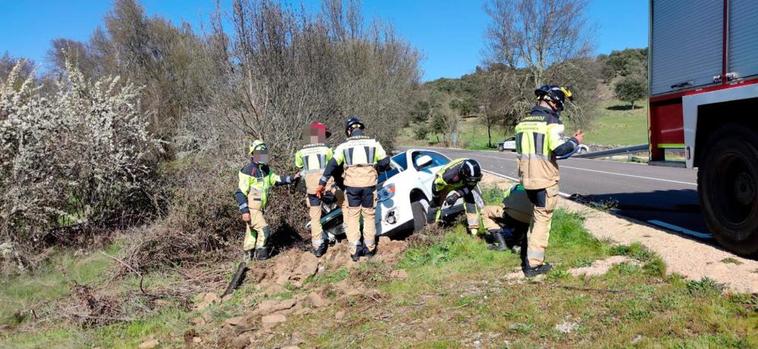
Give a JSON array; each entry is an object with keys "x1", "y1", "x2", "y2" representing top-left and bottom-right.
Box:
[
  {"x1": 514, "y1": 106, "x2": 566, "y2": 189},
  {"x1": 295, "y1": 144, "x2": 333, "y2": 173},
  {"x1": 433, "y1": 158, "x2": 469, "y2": 193},
  {"x1": 234, "y1": 163, "x2": 287, "y2": 212},
  {"x1": 333, "y1": 136, "x2": 387, "y2": 167}
]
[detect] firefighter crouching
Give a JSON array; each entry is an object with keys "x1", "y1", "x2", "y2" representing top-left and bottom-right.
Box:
[
  {"x1": 316, "y1": 116, "x2": 390, "y2": 262},
  {"x1": 481, "y1": 183, "x2": 533, "y2": 253},
  {"x1": 514, "y1": 85, "x2": 584, "y2": 277},
  {"x1": 234, "y1": 140, "x2": 299, "y2": 261},
  {"x1": 432, "y1": 158, "x2": 484, "y2": 235},
  {"x1": 295, "y1": 121, "x2": 337, "y2": 258}
]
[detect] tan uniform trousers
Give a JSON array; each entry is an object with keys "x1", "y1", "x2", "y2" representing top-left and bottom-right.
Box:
[
  {"x1": 243, "y1": 208, "x2": 269, "y2": 251},
  {"x1": 526, "y1": 184, "x2": 559, "y2": 266},
  {"x1": 306, "y1": 183, "x2": 344, "y2": 248},
  {"x1": 344, "y1": 186, "x2": 377, "y2": 255},
  {"x1": 482, "y1": 205, "x2": 506, "y2": 232}
]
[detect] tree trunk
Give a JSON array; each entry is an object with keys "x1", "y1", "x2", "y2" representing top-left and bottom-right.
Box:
[{"x1": 487, "y1": 122, "x2": 493, "y2": 148}]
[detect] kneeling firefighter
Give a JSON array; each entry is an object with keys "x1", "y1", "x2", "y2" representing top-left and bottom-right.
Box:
[
  {"x1": 234, "y1": 140, "x2": 299, "y2": 261},
  {"x1": 481, "y1": 183, "x2": 533, "y2": 252},
  {"x1": 316, "y1": 116, "x2": 390, "y2": 262},
  {"x1": 295, "y1": 121, "x2": 339, "y2": 257},
  {"x1": 432, "y1": 158, "x2": 484, "y2": 235}
]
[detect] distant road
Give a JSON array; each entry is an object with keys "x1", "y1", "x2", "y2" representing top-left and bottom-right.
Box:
[{"x1": 401, "y1": 146, "x2": 708, "y2": 238}]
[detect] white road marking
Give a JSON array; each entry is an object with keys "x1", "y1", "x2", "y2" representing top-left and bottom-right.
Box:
[
  {"x1": 559, "y1": 165, "x2": 697, "y2": 186},
  {"x1": 647, "y1": 220, "x2": 712, "y2": 239},
  {"x1": 481, "y1": 169, "x2": 572, "y2": 198}
]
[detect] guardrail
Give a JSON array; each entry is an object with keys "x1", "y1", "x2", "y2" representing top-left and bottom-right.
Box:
[{"x1": 574, "y1": 144, "x2": 648, "y2": 159}]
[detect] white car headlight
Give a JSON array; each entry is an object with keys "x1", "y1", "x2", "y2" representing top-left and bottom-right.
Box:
[{"x1": 377, "y1": 183, "x2": 396, "y2": 202}]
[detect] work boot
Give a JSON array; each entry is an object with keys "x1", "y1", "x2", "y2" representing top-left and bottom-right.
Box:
[
  {"x1": 487, "y1": 229, "x2": 509, "y2": 251},
  {"x1": 313, "y1": 243, "x2": 328, "y2": 258},
  {"x1": 254, "y1": 247, "x2": 270, "y2": 261},
  {"x1": 364, "y1": 245, "x2": 376, "y2": 258},
  {"x1": 523, "y1": 263, "x2": 553, "y2": 278},
  {"x1": 350, "y1": 245, "x2": 363, "y2": 262}
]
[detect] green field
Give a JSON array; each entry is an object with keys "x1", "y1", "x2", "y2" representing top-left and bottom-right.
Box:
[
  {"x1": 578, "y1": 98, "x2": 648, "y2": 146},
  {"x1": 397, "y1": 98, "x2": 650, "y2": 149}
]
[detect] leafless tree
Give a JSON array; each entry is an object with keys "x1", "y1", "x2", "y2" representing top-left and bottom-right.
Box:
[{"x1": 483, "y1": 0, "x2": 598, "y2": 127}]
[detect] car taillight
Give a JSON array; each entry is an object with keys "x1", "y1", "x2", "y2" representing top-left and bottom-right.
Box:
[{"x1": 377, "y1": 183, "x2": 396, "y2": 202}]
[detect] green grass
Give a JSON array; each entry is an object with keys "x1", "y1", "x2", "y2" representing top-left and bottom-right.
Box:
[
  {"x1": 569, "y1": 98, "x2": 648, "y2": 146},
  {"x1": 396, "y1": 117, "x2": 510, "y2": 150},
  {"x1": 397, "y1": 98, "x2": 650, "y2": 148},
  {"x1": 3, "y1": 209, "x2": 756, "y2": 348},
  {"x1": 0, "y1": 245, "x2": 118, "y2": 328}
]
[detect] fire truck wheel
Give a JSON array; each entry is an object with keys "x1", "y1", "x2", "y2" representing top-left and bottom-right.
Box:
[{"x1": 698, "y1": 124, "x2": 758, "y2": 257}]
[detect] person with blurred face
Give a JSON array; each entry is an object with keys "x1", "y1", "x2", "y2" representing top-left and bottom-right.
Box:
[
  {"x1": 294, "y1": 121, "x2": 339, "y2": 257},
  {"x1": 315, "y1": 116, "x2": 390, "y2": 262},
  {"x1": 234, "y1": 140, "x2": 299, "y2": 261}
]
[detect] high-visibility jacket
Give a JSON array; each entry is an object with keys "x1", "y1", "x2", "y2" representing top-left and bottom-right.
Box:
[
  {"x1": 433, "y1": 158, "x2": 476, "y2": 194},
  {"x1": 502, "y1": 184, "x2": 533, "y2": 224},
  {"x1": 295, "y1": 144, "x2": 333, "y2": 194},
  {"x1": 322, "y1": 135, "x2": 388, "y2": 188},
  {"x1": 295, "y1": 144, "x2": 333, "y2": 173},
  {"x1": 514, "y1": 106, "x2": 578, "y2": 189},
  {"x1": 234, "y1": 162, "x2": 293, "y2": 213}
]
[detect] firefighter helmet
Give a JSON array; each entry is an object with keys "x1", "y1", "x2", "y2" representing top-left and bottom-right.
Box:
[
  {"x1": 345, "y1": 116, "x2": 365, "y2": 137},
  {"x1": 535, "y1": 85, "x2": 573, "y2": 111}
]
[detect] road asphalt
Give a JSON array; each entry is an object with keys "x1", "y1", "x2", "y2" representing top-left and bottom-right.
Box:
[{"x1": 403, "y1": 146, "x2": 709, "y2": 238}]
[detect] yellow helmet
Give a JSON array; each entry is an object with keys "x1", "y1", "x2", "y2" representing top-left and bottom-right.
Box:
[{"x1": 248, "y1": 140, "x2": 268, "y2": 156}]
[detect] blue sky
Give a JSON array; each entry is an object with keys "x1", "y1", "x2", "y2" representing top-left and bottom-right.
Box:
[{"x1": 0, "y1": 0, "x2": 648, "y2": 81}]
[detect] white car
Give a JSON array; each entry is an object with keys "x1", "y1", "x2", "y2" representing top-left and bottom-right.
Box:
[
  {"x1": 374, "y1": 149, "x2": 464, "y2": 235},
  {"x1": 308, "y1": 149, "x2": 464, "y2": 239},
  {"x1": 498, "y1": 136, "x2": 589, "y2": 154}
]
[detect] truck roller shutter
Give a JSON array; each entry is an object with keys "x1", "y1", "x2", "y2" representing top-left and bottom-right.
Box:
[
  {"x1": 729, "y1": 0, "x2": 758, "y2": 79},
  {"x1": 651, "y1": 0, "x2": 722, "y2": 95}
]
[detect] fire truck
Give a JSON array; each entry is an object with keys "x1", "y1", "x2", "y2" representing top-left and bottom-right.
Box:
[{"x1": 649, "y1": 0, "x2": 758, "y2": 256}]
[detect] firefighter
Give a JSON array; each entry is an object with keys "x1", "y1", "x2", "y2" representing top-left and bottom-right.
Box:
[
  {"x1": 295, "y1": 121, "x2": 336, "y2": 257},
  {"x1": 481, "y1": 183, "x2": 533, "y2": 253},
  {"x1": 315, "y1": 116, "x2": 390, "y2": 262},
  {"x1": 432, "y1": 158, "x2": 484, "y2": 235},
  {"x1": 234, "y1": 140, "x2": 299, "y2": 261},
  {"x1": 515, "y1": 85, "x2": 584, "y2": 277}
]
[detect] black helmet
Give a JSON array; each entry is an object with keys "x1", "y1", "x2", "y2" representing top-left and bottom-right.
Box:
[
  {"x1": 345, "y1": 116, "x2": 365, "y2": 137},
  {"x1": 535, "y1": 85, "x2": 574, "y2": 111},
  {"x1": 459, "y1": 159, "x2": 482, "y2": 185}
]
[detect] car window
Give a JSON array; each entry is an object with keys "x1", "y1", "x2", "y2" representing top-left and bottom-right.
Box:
[
  {"x1": 392, "y1": 153, "x2": 408, "y2": 170},
  {"x1": 412, "y1": 150, "x2": 450, "y2": 170},
  {"x1": 378, "y1": 153, "x2": 406, "y2": 183}
]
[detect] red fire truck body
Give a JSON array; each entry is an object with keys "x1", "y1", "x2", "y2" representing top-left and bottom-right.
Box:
[{"x1": 649, "y1": 0, "x2": 758, "y2": 255}]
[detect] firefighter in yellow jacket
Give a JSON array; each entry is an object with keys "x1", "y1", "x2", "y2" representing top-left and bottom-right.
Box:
[
  {"x1": 295, "y1": 121, "x2": 336, "y2": 257},
  {"x1": 234, "y1": 140, "x2": 299, "y2": 261},
  {"x1": 481, "y1": 183, "x2": 533, "y2": 253},
  {"x1": 316, "y1": 116, "x2": 390, "y2": 262},
  {"x1": 432, "y1": 158, "x2": 483, "y2": 235},
  {"x1": 514, "y1": 85, "x2": 584, "y2": 277}
]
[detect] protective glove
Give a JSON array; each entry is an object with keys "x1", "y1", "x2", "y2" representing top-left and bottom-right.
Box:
[
  {"x1": 315, "y1": 184, "x2": 326, "y2": 198},
  {"x1": 444, "y1": 192, "x2": 461, "y2": 206}
]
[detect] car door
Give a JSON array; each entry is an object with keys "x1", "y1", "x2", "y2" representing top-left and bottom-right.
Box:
[{"x1": 410, "y1": 150, "x2": 451, "y2": 199}]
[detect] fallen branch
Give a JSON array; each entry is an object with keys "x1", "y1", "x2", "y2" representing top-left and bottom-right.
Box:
[{"x1": 100, "y1": 251, "x2": 148, "y2": 295}]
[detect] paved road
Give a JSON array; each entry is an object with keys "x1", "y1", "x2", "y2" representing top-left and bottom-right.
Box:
[{"x1": 404, "y1": 147, "x2": 709, "y2": 238}]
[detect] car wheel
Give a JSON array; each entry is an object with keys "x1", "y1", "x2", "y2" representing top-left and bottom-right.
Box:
[
  {"x1": 411, "y1": 199, "x2": 429, "y2": 232},
  {"x1": 498, "y1": 144, "x2": 504, "y2": 152}
]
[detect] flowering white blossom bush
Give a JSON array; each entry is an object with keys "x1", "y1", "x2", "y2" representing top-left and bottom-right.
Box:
[{"x1": 0, "y1": 60, "x2": 159, "y2": 248}]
